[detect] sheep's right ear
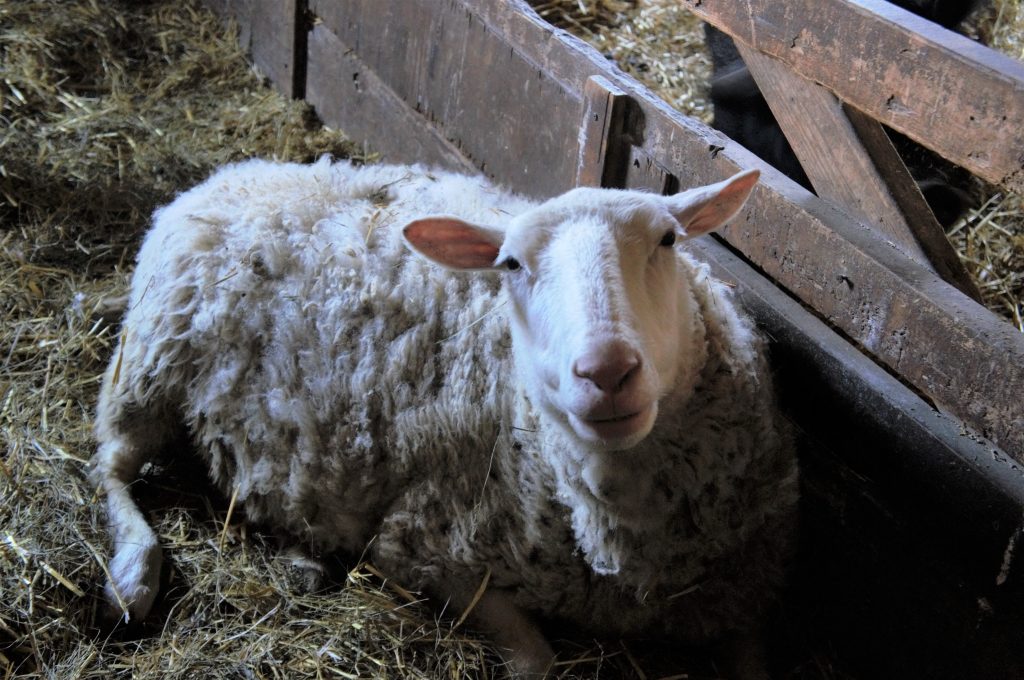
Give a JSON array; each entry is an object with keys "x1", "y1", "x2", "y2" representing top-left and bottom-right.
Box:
[
  {"x1": 403, "y1": 217, "x2": 505, "y2": 270},
  {"x1": 667, "y1": 169, "x2": 760, "y2": 240}
]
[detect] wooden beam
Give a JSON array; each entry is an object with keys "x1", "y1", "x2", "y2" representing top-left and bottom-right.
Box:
[
  {"x1": 575, "y1": 76, "x2": 631, "y2": 188},
  {"x1": 305, "y1": 25, "x2": 477, "y2": 172},
  {"x1": 205, "y1": 0, "x2": 307, "y2": 99},
  {"x1": 303, "y1": 0, "x2": 1024, "y2": 457},
  {"x1": 691, "y1": 234, "x2": 1024, "y2": 541},
  {"x1": 736, "y1": 43, "x2": 982, "y2": 302},
  {"x1": 684, "y1": 0, "x2": 1024, "y2": 192}
]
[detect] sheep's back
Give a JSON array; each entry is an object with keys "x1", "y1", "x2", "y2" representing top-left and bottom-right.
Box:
[{"x1": 121, "y1": 159, "x2": 528, "y2": 552}]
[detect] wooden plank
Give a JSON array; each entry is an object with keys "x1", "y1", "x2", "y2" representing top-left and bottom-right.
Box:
[
  {"x1": 736, "y1": 43, "x2": 982, "y2": 302},
  {"x1": 302, "y1": 0, "x2": 1024, "y2": 457},
  {"x1": 305, "y1": 25, "x2": 477, "y2": 172},
  {"x1": 842, "y1": 104, "x2": 982, "y2": 296},
  {"x1": 310, "y1": 0, "x2": 580, "y2": 197},
  {"x1": 250, "y1": 0, "x2": 305, "y2": 99},
  {"x1": 683, "y1": 0, "x2": 1024, "y2": 192},
  {"x1": 691, "y1": 237, "x2": 1024, "y2": 526},
  {"x1": 641, "y1": 108, "x2": 1024, "y2": 455},
  {"x1": 691, "y1": 236, "x2": 1024, "y2": 677},
  {"x1": 204, "y1": 0, "x2": 304, "y2": 98},
  {"x1": 575, "y1": 76, "x2": 631, "y2": 188},
  {"x1": 479, "y1": 0, "x2": 1024, "y2": 457}
]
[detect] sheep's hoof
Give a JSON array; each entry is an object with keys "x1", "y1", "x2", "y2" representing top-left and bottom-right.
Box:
[
  {"x1": 507, "y1": 648, "x2": 556, "y2": 679},
  {"x1": 281, "y1": 548, "x2": 328, "y2": 593},
  {"x1": 103, "y1": 543, "x2": 163, "y2": 625}
]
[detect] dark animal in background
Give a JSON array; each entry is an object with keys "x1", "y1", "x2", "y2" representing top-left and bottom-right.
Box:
[{"x1": 706, "y1": 0, "x2": 983, "y2": 227}]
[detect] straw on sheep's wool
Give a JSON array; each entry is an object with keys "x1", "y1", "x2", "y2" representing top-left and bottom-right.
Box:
[
  {"x1": 0, "y1": 2, "x2": 505, "y2": 678},
  {"x1": 2, "y1": 0, "x2": 1020, "y2": 678}
]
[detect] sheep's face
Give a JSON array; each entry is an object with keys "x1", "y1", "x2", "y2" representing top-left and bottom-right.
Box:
[{"x1": 404, "y1": 170, "x2": 759, "y2": 451}]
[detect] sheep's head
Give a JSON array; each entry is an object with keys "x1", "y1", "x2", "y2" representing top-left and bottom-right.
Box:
[{"x1": 404, "y1": 169, "x2": 759, "y2": 451}]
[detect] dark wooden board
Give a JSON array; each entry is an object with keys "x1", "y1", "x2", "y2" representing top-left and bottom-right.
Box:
[
  {"x1": 305, "y1": 25, "x2": 477, "y2": 172},
  {"x1": 690, "y1": 236, "x2": 1024, "y2": 679},
  {"x1": 685, "y1": 0, "x2": 1024, "y2": 193},
  {"x1": 205, "y1": 0, "x2": 305, "y2": 98},
  {"x1": 575, "y1": 76, "x2": 632, "y2": 189},
  {"x1": 310, "y1": 0, "x2": 580, "y2": 197}
]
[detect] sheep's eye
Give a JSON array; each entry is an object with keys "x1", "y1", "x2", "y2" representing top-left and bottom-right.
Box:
[
  {"x1": 503, "y1": 257, "x2": 521, "y2": 271},
  {"x1": 659, "y1": 230, "x2": 677, "y2": 247}
]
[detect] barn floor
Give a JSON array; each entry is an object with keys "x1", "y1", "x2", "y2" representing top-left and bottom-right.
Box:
[{"x1": 1, "y1": 1, "x2": 1019, "y2": 678}]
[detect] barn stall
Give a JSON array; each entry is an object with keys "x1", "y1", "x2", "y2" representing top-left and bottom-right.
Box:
[{"x1": 1, "y1": 0, "x2": 1023, "y2": 678}]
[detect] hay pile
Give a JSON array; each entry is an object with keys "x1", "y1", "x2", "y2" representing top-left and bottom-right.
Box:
[
  {"x1": 0, "y1": 2, "x2": 502, "y2": 678},
  {"x1": 533, "y1": 0, "x2": 1024, "y2": 331},
  {"x1": 0, "y1": 2, "x2": 772, "y2": 678},
  {"x1": 0, "y1": 0, "x2": 1011, "y2": 678}
]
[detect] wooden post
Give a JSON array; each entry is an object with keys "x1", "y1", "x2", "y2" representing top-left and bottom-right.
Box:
[
  {"x1": 685, "y1": 0, "x2": 1024, "y2": 193},
  {"x1": 204, "y1": 0, "x2": 308, "y2": 99},
  {"x1": 576, "y1": 76, "x2": 631, "y2": 188}
]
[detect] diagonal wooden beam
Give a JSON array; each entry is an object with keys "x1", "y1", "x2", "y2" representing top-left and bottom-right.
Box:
[
  {"x1": 685, "y1": 0, "x2": 1024, "y2": 193},
  {"x1": 736, "y1": 44, "x2": 982, "y2": 302}
]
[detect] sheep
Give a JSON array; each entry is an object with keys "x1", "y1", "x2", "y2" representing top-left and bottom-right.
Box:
[{"x1": 93, "y1": 157, "x2": 799, "y2": 678}]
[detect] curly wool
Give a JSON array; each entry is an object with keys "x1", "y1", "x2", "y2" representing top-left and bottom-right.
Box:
[{"x1": 95, "y1": 157, "x2": 797, "y2": 643}]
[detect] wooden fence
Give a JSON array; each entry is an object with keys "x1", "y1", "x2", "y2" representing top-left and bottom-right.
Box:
[{"x1": 201, "y1": 1, "x2": 1024, "y2": 675}]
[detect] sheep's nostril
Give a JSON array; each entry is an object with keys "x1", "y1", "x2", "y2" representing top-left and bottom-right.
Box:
[{"x1": 573, "y1": 344, "x2": 641, "y2": 395}]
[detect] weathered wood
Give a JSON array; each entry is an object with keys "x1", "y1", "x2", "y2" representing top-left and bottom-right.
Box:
[
  {"x1": 735, "y1": 44, "x2": 983, "y2": 303},
  {"x1": 685, "y1": 0, "x2": 1024, "y2": 193},
  {"x1": 576, "y1": 76, "x2": 631, "y2": 188},
  {"x1": 298, "y1": 0, "x2": 1024, "y2": 457},
  {"x1": 206, "y1": 0, "x2": 305, "y2": 98},
  {"x1": 310, "y1": 0, "x2": 579, "y2": 197},
  {"x1": 691, "y1": 236, "x2": 1024, "y2": 679},
  {"x1": 841, "y1": 103, "x2": 984, "y2": 295},
  {"x1": 305, "y1": 25, "x2": 477, "y2": 172}
]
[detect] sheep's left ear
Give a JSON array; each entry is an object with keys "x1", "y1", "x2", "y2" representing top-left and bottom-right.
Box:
[
  {"x1": 666, "y1": 169, "x2": 760, "y2": 240},
  {"x1": 403, "y1": 217, "x2": 505, "y2": 270}
]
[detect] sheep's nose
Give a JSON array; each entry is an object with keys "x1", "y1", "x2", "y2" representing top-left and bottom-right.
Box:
[{"x1": 573, "y1": 343, "x2": 641, "y2": 394}]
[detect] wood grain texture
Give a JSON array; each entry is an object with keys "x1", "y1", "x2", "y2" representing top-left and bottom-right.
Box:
[
  {"x1": 297, "y1": 0, "x2": 1024, "y2": 456},
  {"x1": 311, "y1": 0, "x2": 579, "y2": 198},
  {"x1": 736, "y1": 43, "x2": 982, "y2": 302},
  {"x1": 205, "y1": 0, "x2": 304, "y2": 98},
  {"x1": 685, "y1": 0, "x2": 1024, "y2": 192},
  {"x1": 305, "y1": 25, "x2": 477, "y2": 172},
  {"x1": 576, "y1": 76, "x2": 630, "y2": 188}
]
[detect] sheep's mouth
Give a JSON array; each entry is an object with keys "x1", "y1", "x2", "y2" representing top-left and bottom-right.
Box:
[
  {"x1": 585, "y1": 411, "x2": 641, "y2": 424},
  {"x1": 569, "y1": 404, "x2": 656, "y2": 448}
]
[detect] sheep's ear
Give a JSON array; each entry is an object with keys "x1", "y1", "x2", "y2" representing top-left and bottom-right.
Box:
[
  {"x1": 666, "y1": 169, "x2": 760, "y2": 240},
  {"x1": 403, "y1": 217, "x2": 504, "y2": 270}
]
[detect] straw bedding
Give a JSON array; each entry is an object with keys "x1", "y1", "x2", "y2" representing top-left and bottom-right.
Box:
[
  {"x1": 0, "y1": 0, "x2": 1018, "y2": 678},
  {"x1": 0, "y1": 2, "x2": 501, "y2": 678}
]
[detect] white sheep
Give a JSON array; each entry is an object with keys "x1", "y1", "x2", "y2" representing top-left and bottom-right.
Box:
[{"x1": 93, "y1": 157, "x2": 798, "y2": 678}]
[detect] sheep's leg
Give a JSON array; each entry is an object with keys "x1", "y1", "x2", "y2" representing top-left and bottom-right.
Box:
[
  {"x1": 458, "y1": 587, "x2": 555, "y2": 678},
  {"x1": 279, "y1": 545, "x2": 329, "y2": 593},
  {"x1": 92, "y1": 412, "x2": 173, "y2": 624}
]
